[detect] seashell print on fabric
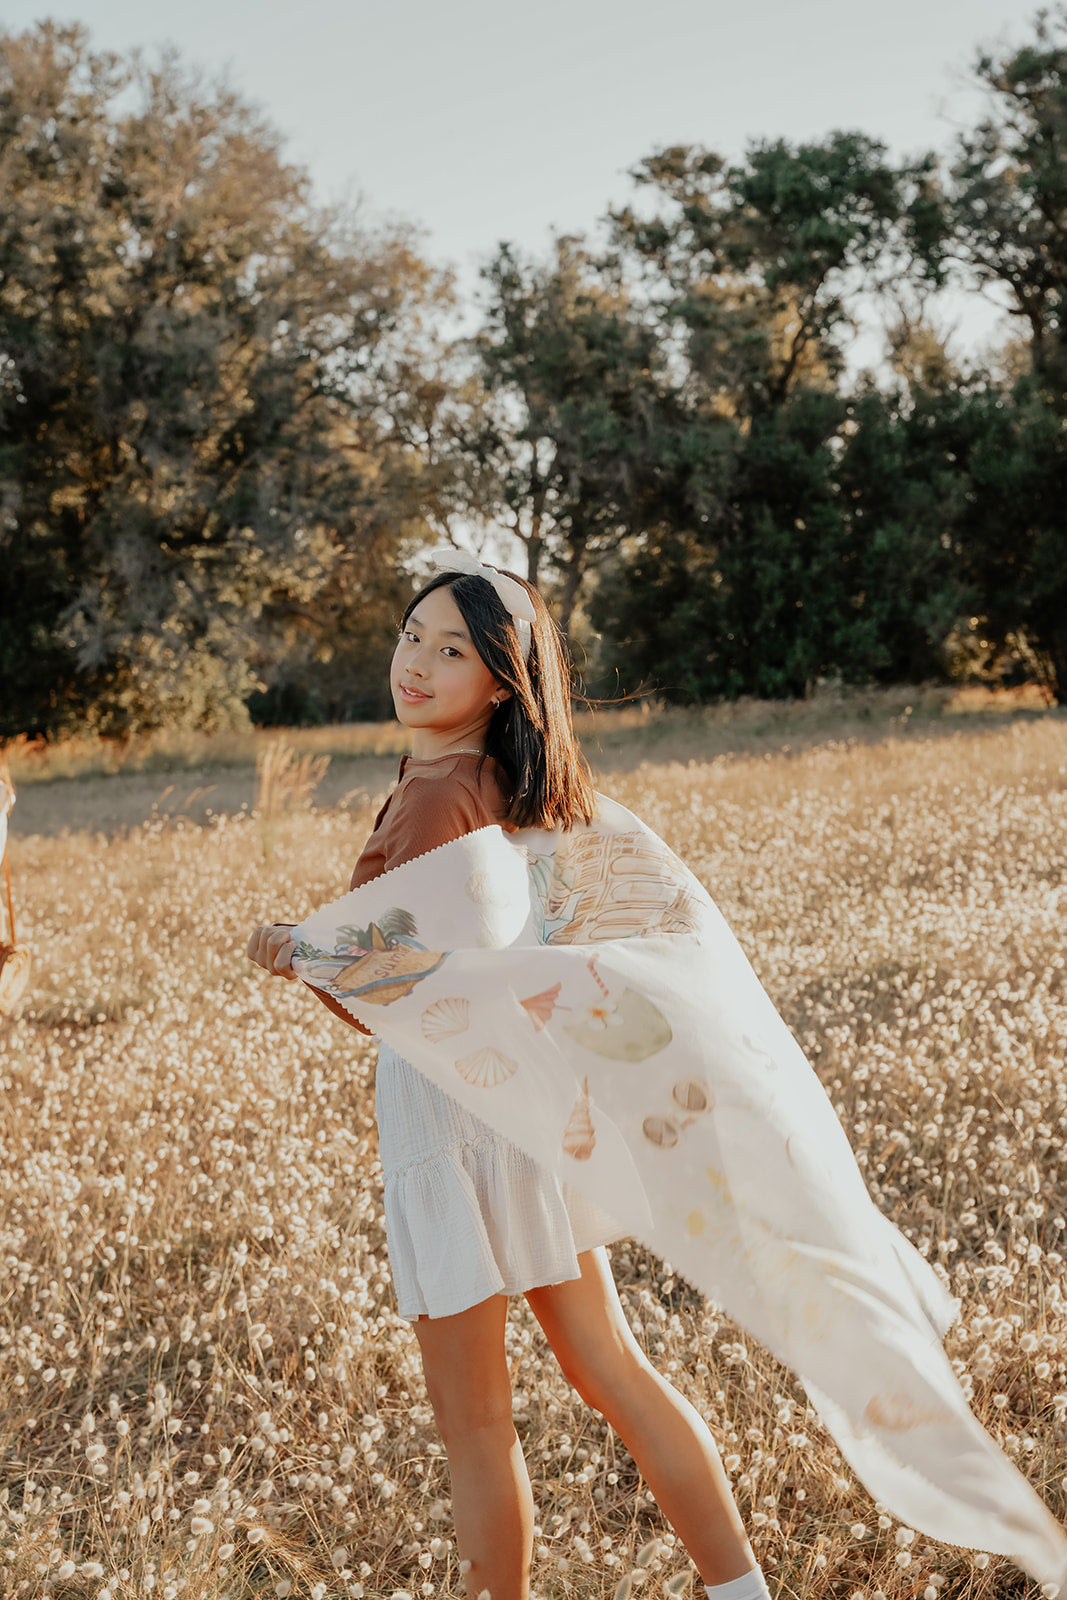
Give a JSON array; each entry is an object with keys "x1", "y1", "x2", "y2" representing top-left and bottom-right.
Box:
[
  {"x1": 642, "y1": 1115, "x2": 680, "y2": 1150},
  {"x1": 538, "y1": 829, "x2": 707, "y2": 945},
  {"x1": 296, "y1": 907, "x2": 447, "y2": 1006},
  {"x1": 562, "y1": 1077, "x2": 596, "y2": 1160},
  {"x1": 519, "y1": 983, "x2": 561, "y2": 1031},
  {"x1": 328, "y1": 945, "x2": 446, "y2": 1006},
  {"x1": 672, "y1": 1077, "x2": 712, "y2": 1115},
  {"x1": 563, "y1": 986, "x2": 672, "y2": 1063},
  {"x1": 640, "y1": 1079, "x2": 712, "y2": 1152},
  {"x1": 455, "y1": 1046, "x2": 519, "y2": 1089},
  {"x1": 421, "y1": 997, "x2": 471, "y2": 1042}
]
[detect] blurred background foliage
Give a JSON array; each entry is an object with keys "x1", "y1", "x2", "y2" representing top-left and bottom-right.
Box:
[{"x1": 2, "y1": 13, "x2": 1066, "y2": 737}]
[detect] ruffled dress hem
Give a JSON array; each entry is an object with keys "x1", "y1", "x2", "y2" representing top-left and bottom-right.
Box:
[{"x1": 376, "y1": 1045, "x2": 624, "y2": 1321}]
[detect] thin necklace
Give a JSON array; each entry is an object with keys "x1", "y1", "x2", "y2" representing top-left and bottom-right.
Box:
[{"x1": 413, "y1": 746, "x2": 483, "y2": 757}]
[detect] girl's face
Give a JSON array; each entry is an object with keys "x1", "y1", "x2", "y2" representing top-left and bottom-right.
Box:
[{"x1": 391, "y1": 584, "x2": 507, "y2": 758}]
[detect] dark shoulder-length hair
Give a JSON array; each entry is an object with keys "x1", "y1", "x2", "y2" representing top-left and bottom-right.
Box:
[{"x1": 401, "y1": 569, "x2": 595, "y2": 830}]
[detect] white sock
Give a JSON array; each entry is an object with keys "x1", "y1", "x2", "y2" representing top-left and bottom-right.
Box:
[{"x1": 704, "y1": 1569, "x2": 772, "y2": 1600}]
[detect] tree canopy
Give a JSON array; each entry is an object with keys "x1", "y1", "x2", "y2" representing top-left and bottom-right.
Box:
[
  {"x1": 2, "y1": 12, "x2": 1066, "y2": 735},
  {"x1": 0, "y1": 23, "x2": 449, "y2": 736}
]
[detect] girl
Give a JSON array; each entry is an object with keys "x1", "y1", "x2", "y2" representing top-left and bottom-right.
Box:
[{"x1": 248, "y1": 550, "x2": 771, "y2": 1600}]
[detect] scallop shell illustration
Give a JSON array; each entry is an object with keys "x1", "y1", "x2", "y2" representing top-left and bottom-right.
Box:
[
  {"x1": 520, "y1": 983, "x2": 561, "y2": 1031},
  {"x1": 421, "y1": 997, "x2": 471, "y2": 1042},
  {"x1": 672, "y1": 1077, "x2": 712, "y2": 1115},
  {"x1": 455, "y1": 1046, "x2": 519, "y2": 1089},
  {"x1": 562, "y1": 1077, "x2": 596, "y2": 1160},
  {"x1": 642, "y1": 1114, "x2": 680, "y2": 1150}
]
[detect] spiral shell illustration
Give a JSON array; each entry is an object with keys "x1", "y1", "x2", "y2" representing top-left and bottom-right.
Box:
[
  {"x1": 421, "y1": 997, "x2": 471, "y2": 1042},
  {"x1": 671, "y1": 1077, "x2": 712, "y2": 1115},
  {"x1": 562, "y1": 1077, "x2": 596, "y2": 1160},
  {"x1": 455, "y1": 1046, "x2": 519, "y2": 1089},
  {"x1": 642, "y1": 1114, "x2": 680, "y2": 1150},
  {"x1": 520, "y1": 983, "x2": 561, "y2": 1031}
]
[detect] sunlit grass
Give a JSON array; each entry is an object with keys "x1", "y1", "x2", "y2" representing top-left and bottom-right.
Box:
[
  {"x1": 1, "y1": 716, "x2": 1065, "y2": 1598},
  {"x1": 3, "y1": 722, "x2": 410, "y2": 788},
  {"x1": 5, "y1": 682, "x2": 1058, "y2": 788}
]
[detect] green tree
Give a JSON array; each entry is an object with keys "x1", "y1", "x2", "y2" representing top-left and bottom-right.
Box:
[
  {"x1": 613, "y1": 132, "x2": 907, "y2": 417},
  {"x1": 591, "y1": 380, "x2": 974, "y2": 702},
  {"x1": 904, "y1": 11, "x2": 1067, "y2": 693},
  {"x1": 932, "y1": 10, "x2": 1067, "y2": 398},
  {"x1": 591, "y1": 134, "x2": 958, "y2": 699},
  {"x1": 0, "y1": 24, "x2": 447, "y2": 737},
  {"x1": 458, "y1": 239, "x2": 695, "y2": 638},
  {"x1": 936, "y1": 382, "x2": 1066, "y2": 693}
]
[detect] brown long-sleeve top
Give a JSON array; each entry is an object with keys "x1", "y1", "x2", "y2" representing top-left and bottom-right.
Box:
[{"x1": 306, "y1": 751, "x2": 512, "y2": 1033}]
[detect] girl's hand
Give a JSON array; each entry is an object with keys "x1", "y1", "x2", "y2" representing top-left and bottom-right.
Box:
[{"x1": 247, "y1": 923, "x2": 298, "y2": 980}]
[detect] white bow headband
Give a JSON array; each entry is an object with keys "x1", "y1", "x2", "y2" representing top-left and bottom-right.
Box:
[{"x1": 430, "y1": 547, "x2": 535, "y2": 660}]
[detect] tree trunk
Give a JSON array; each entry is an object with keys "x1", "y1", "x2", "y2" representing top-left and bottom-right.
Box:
[
  {"x1": 527, "y1": 512, "x2": 543, "y2": 588},
  {"x1": 557, "y1": 532, "x2": 588, "y2": 640}
]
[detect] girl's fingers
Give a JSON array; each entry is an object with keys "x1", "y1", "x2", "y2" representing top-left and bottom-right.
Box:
[
  {"x1": 267, "y1": 927, "x2": 297, "y2": 978},
  {"x1": 247, "y1": 925, "x2": 298, "y2": 977}
]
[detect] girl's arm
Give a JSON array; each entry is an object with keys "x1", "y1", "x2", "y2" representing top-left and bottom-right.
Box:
[
  {"x1": 247, "y1": 767, "x2": 501, "y2": 1036},
  {"x1": 247, "y1": 922, "x2": 373, "y2": 1035}
]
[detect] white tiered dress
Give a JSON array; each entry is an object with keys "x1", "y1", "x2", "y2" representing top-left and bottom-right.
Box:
[{"x1": 347, "y1": 752, "x2": 622, "y2": 1321}]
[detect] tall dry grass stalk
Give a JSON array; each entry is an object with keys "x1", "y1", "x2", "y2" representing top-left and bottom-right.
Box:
[
  {"x1": 1, "y1": 718, "x2": 1065, "y2": 1598},
  {"x1": 254, "y1": 742, "x2": 331, "y2": 863}
]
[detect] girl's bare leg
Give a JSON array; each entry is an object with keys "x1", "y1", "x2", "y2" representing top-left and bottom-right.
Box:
[
  {"x1": 526, "y1": 1248, "x2": 757, "y2": 1587},
  {"x1": 413, "y1": 1294, "x2": 533, "y2": 1600}
]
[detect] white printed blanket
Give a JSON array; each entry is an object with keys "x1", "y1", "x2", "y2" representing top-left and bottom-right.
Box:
[{"x1": 292, "y1": 795, "x2": 1067, "y2": 1590}]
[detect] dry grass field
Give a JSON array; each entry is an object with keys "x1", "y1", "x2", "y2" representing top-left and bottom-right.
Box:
[
  {"x1": 5, "y1": 685, "x2": 1053, "y2": 838},
  {"x1": 1, "y1": 705, "x2": 1066, "y2": 1600}
]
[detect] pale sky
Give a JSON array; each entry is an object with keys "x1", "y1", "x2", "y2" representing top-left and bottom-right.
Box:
[{"x1": 2, "y1": 0, "x2": 1037, "y2": 360}]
